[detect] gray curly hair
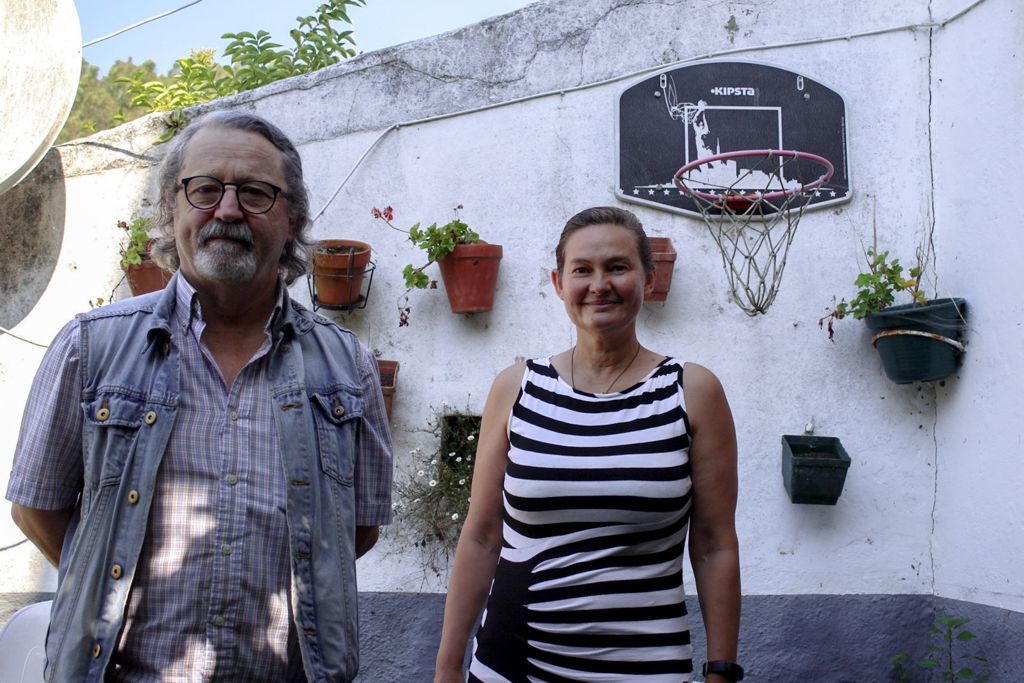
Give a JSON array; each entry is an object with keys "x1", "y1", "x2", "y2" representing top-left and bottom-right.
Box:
[{"x1": 150, "y1": 110, "x2": 313, "y2": 284}]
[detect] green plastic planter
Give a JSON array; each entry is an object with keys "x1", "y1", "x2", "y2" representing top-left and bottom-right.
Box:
[
  {"x1": 781, "y1": 435, "x2": 851, "y2": 505},
  {"x1": 864, "y1": 298, "x2": 967, "y2": 384}
]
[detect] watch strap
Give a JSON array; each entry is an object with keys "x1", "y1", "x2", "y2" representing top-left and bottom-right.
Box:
[{"x1": 702, "y1": 660, "x2": 745, "y2": 681}]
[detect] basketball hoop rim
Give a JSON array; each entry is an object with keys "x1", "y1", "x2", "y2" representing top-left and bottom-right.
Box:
[{"x1": 673, "y1": 149, "x2": 835, "y2": 205}]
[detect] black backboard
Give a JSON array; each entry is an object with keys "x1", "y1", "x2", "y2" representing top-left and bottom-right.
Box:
[{"x1": 617, "y1": 59, "x2": 851, "y2": 217}]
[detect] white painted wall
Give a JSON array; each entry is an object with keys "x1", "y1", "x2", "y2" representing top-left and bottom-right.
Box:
[
  {"x1": 1, "y1": 0, "x2": 1020, "y2": 613},
  {"x1": 930, "y1": 0, "x2": 1024, "y2": 612}
]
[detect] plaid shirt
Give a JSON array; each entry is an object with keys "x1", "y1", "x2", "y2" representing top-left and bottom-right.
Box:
[{"x1": 7, "y1": 276, "x2": 392, "y2": 681}]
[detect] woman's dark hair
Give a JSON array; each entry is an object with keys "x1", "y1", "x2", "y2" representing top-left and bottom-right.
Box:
[
  {"x1": 555, "y1": 206, "x2": 653, "y2": 274},
  {"x1": 151, "y1": 109, "x2": 313, "y2": 284}
]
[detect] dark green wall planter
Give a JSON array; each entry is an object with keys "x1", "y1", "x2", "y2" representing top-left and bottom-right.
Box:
[
  {"x1": 782, "y1": 435, "x2": 851, "y2": 505},
  {"x1": 864, "y1": 298, "x2": 967, "y2": 384}
]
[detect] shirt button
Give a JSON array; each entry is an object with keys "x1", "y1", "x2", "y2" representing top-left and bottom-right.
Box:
[
  {"x1": 91, "y1": 643, "x2": 102, "y2": 658},
  {"x1": 229, "y1": 409, "x2": 239, "y2": 421},
  {"x1": 222, "y1": 544, "x2": 233, "y2": 556},
  {"x1": 127, "y1": 490, "x2": 140, "y2": 504},
  {"x1": 226, "y1": 474, "x2": 239, "y2": 486},
  {"x1": 111, "y1": 564, "x2": 123, "y2": 579},
  {"x1": 213, "y1": 615, "x2": 226, "y2": 627},
  {"x1": 144, "y1": 411, "x2": 158, "y2": 425}
]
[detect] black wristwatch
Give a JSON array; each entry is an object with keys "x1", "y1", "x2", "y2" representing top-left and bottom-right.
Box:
[{"x1": 702, "y1": 660, "x2": 745, "y2": 681}]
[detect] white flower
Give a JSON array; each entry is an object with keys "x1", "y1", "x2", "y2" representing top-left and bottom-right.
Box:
[
  {"x1": 451, "y1": 513, "x2": 459, "y2": 520},
  {"x1": 417, "y1": 470, "x2": 425, "y2": 477},
  {"x1": 456, "y1": 457, "x2": 462, "y2": 463},
  {"x1": 458, "y1": 479, "x2": 466, "y2": 485},
  {"x1": 448, "y1": 451, "x2": 456, "y2": 457},
  {"x1": 467, "y1": 434, "x2": 475, "y2": 442},
  {"x1": 429, "y1": 480, "x2": 437, "y2": 487}
]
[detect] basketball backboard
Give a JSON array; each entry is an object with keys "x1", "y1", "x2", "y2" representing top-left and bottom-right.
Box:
[{"x1": 617, "y1": 59, "x2": 851, "y2": 218}]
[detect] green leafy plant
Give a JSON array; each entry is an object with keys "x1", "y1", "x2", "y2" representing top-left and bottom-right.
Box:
[
  {"x1": 890, "y1": 613, "x2": 989, "y2": 682},
  {"x1": 390, "y1": 412, "x2": 480, "y2": 575},
  {"x1": 820, "y1": 244, "x2": 929, "y2": 341},
  {"x1": 117, "y1": 0, "x2": 364, "y2": 142},
  {"x1": 118, "y1": 216, "x2": 155, "y2": 269},
  {"x1": 372, "y1": 204, "x2": 479, "y2": 289}
]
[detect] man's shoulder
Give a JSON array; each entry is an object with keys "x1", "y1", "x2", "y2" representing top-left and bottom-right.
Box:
[
  {"x1": 289, "y1": 298, "x2": 359, "y2": 342},
  {"x1": 76, "y1": 291, "x2": 162, "y2": 324}
]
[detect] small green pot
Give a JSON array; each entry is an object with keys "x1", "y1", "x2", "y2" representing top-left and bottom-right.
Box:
[{"x1": 781, "y1": 435, "x2": 851, "y2": 505}]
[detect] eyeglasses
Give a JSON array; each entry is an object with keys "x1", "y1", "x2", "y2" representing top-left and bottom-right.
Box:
[{"x1": 180, "y1": 175, "x2": 287, "y2": 214}]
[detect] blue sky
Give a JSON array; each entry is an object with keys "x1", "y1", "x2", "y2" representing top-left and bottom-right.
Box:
[{"x1": 78, "y1": 0, "x2": 536, "y2": 75}]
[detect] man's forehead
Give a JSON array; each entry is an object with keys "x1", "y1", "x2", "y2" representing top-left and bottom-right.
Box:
[{"x1": 180, "y1": 126, "x2": 286, "y2": 178}]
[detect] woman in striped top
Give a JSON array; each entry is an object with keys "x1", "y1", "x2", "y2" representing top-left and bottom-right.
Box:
[{"x1": 435, "y1": 207, "x2": 742, "y2": 683}]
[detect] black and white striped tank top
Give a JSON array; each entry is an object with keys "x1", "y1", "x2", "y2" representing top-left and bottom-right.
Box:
[{"x1": 470, "y1": 356, "x2": 695, "y2": 683}]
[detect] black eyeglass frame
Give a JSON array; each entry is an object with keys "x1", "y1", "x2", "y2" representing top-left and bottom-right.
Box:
[{"x1": 180, "y1": 175, "x2": 288, "y2": 215}]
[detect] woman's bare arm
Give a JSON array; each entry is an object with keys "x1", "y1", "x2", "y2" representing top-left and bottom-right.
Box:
[{"x1": 434, "y1": 363, "x2": 525, "y2": 682}]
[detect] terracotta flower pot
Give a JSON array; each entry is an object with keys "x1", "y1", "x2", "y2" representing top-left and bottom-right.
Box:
[
  {"x1": 376, "y1": 359, "x2": 399, "y2": 421},
  {"x1": 125, "y1": 259, "x2": 172, "y2": 296},
  {"x1": 436, "y1": 242, "x2": 502, "y2": 313},
  {"x1": 312, "y1": 239, "x2": 372, "y2": 307},
  {"x1": 645, "y1": 236, "x2": 677, "y2": 302}
]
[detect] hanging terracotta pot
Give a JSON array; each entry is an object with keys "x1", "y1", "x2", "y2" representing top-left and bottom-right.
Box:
[
  {"x1": 645, "y1": 236, "x2": 677, "y2": 302},
  {"x1": 376, "y1": 359, "x2": 399, "y2": 421},
  {"x1": 312, "y1": 239, "x2": 372, "y2": 307},
  {"x1": 436, "y1": 242, "x2": 502, "y2": 313},
  {"x1": 125, "y1": 259, "x2": 172, "y2": 296}
]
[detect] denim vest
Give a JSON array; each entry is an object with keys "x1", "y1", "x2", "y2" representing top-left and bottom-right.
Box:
[{"x1": 47, "y1": 275, "x2": 364, "y2": 682}]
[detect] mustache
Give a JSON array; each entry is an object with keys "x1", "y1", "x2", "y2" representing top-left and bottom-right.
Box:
[{"x1": 198, "y1": 220, "x2": 254, "y2": 248}]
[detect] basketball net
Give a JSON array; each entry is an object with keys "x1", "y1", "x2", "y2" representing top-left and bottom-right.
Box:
[{"x1": 674, "y1": 150, "x2": 833, "y2": 316}]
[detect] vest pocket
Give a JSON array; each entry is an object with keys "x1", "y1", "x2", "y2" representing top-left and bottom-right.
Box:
[
  {"x1": 310, "y1": 388, "x2": 362, "y2": 486},
  {"x1": 82, "y1": 393, "x2": 148, "y2": 487}
]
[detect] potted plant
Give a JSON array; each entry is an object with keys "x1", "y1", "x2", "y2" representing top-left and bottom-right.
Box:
[
  {"x1": 119, "y1": 217, "x2": 171, "y2": 296},
  {"x1": 376, "y1": 358, "x2": 399, "y2": 422},
  {"x1": 389, "y1": 411, "x2": 480, "y2": 576},
  {"x1": 645, "y1": 236, "x2": 677, "y2": 302},
  {"x1": 373, "y1": 204, "x2": 502, "y2": 320},
  {"x1": 781, "y1": 434, "x2": 851, "y2": 505},
  {"x1": 311, "y1": 239, "x2": 372, "y2": 308},
  {"x1": 820, "y1": 241, "x2": 967, "y2": 384}
]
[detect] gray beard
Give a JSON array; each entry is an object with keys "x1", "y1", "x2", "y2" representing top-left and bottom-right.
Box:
[{"x1": 194, "y1": 220, "x2": 258, "y2": 282}]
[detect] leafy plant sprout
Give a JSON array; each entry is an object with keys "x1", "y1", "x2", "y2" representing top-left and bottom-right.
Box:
[
  {"x1": 890, "y1": 613, "x2": 988, "y2": 682},
  {"x1": 372, "y1": 204, "x2": 479, "y2": 326},
  {"x1": 819, "y1": 209, "x2": 933, "y2": 341},
  {"x1": 118, "y1": 216, "x2": 155, "y2": 269},
  {"x1": 372, "y1": 204, "x2": 479, "y2": 289}
]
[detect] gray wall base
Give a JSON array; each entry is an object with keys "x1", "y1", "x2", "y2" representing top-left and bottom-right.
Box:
[{"x1": 3, "y1": 591, "x2": 1021, "y2": 681}]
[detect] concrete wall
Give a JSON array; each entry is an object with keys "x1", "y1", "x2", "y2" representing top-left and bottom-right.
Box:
[
  {"x1": 930, "y1": 0, "x2": 1024, "y2": 614},
  {"x1": 2, "y1": 0, "x2": 1022, "y2": 677}
]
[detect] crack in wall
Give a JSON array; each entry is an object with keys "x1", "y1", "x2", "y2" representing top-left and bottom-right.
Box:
[{"x1": 926, "y1": 0, "x2": 938, "y2": 599}]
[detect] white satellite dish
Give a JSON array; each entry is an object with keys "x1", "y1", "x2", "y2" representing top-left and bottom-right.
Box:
[{"x1": 0, "y1": 0, "x2": 82, "y2": 196}]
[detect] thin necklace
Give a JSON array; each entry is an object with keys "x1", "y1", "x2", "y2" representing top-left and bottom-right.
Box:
[{"x1": 571, "y1": 344, "x2": 642, "y2": 393}]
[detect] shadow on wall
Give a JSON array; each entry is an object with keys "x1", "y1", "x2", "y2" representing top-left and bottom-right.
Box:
[{"x1": 0, "y1": 147, "x2": 66, "y2": 328}]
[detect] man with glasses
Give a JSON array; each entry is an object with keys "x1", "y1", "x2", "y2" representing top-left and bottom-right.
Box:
[{"x1": 7, "y1": 110, "x2": 393, "y2": 682}]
